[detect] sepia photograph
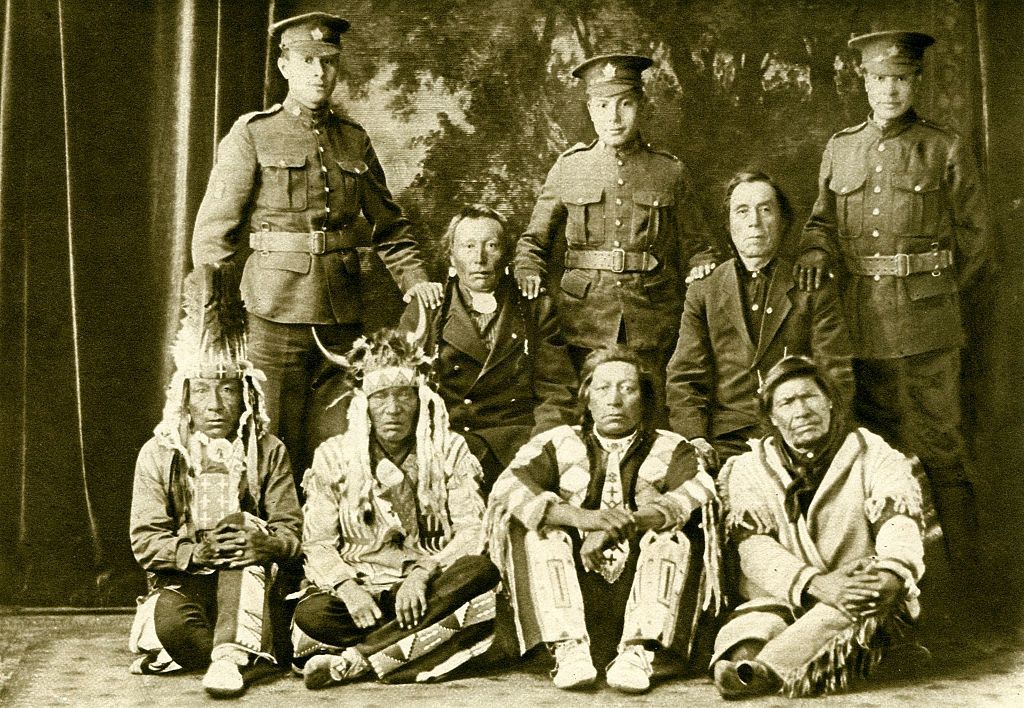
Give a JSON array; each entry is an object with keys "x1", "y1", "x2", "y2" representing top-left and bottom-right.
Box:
[{"x1": 0, "y1": 0, "x2": 1022, "y2": 704}]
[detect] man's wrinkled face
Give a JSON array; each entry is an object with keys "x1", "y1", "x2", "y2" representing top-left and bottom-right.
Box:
[
  {"x1": 278, "y1": 49, "x2": 340, "y2": 109},
  {"x1": 367, "y1": 386, "x2": 419, "y2": 446},
  {"x1": 863, "y1": 71, "x2": 918, "y2": 123},
  {"x1": 587, "y1": 91, "x2": 643, "y2": 148},
  {"x1": 769, "y1": 376, "x2": 832, "y2": 451},
  {"x1": 729, "y1": 180, "x2": 784, "y2": 263},
  {"x1": 450, "y1": 216, "x2": 506, "y2": 294},
  {"x1": 188, "y1": 378, "x2": 243, "y2": 439},
  {"x1": 587, "y1": 360, "x2": 643, "y2": 438}
]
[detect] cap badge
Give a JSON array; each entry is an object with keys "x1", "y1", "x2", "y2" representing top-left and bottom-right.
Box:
[
  {"x1": 601, "y1": 62, "x2": 618, "y2": 79},
  {"x1": 310, "y1": 27, "x2": 324, "y2": 41}
]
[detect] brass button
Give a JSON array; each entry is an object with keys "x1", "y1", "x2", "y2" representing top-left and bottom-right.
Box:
[
  {"x1": 614, "y1": 219, "x2": 622, "y2": 227},
  {"x1": 766, "y1": 307, "x2": 773, "y2": 314},
  {"x1": 873, "y1": 186, "x2": 881, "y2": 193},
  {"x1": 613, "y1": 240, "x2": 621, "y2": 247},
  {"x1": 318, "y1": 146, "x2": 324, "y2": 153},
  {"x1": 878, "y1": 144, "x2": 886, "y2": 152},
  {"x1": 872, "y1": 229, "x2": 880, "y2": 237},
  {"x1": 617, "y1": 159, "x2": 624, "y2": 166},
  {"x1": 653, "y1": 199, "x2": 659, "y2": 206},
  {"x1": 617, "y1": 178, "x2": 624, "y2": 186},
  {"x1": 872, "y1": 207, "x2": 880, "y2": 216},
  {"x1": 751, "y1": 303, "x2": 759, "y2": 311},
  {"x1": 463, "y1": 426, "x2": 471, "y2": 432},
  {"x1": 873, "y1": 275, "x2": 881, "y2": 281},
  {"x1": 511, "y1": 332, "x2": 518, "y2": 339},
  {"x1": 615, "y1": 198, "x2": 622, "y2": 206},
  {"x1": 875, "y1": 165, "x2": 883, "y2": 173},
  {"x1": 914, "y1": 185, "x2": 922, "y2": 192},
  {"x1": 463, "y1": 398, "x2": 472, "y2": 405}
]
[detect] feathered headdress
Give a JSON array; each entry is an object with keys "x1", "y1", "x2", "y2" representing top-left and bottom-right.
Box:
[
  {"x1": 313, "y1": 315, "x2": 451, "y2": 533},
  {"x1": 154, "y1": 262, "x2": 269, "y2": 481}
]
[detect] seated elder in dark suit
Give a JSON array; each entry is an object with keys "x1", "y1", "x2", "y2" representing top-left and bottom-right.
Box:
[
  {"x1": 666, "y1": 172, "x2": 854, "y2": 472},
  {"x1": 400, "y1": 204, "x2": 577, "y2": 492}
]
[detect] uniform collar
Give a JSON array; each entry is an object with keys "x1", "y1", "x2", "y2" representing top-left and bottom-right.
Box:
[
  {"x1": 868, "y1": 107, "x2": 919, "y2": 139},
  {"x1": 735, "y1": 257, "x2": 776, "y2": 278},
  {"x1": 598, "y1": 136, "x2": 644, "y2": 157},
  {"x1": 283, "y1": 95, "x2": 332, "y2": 127}
]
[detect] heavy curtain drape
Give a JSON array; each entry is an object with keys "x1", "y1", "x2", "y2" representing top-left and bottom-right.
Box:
[{"x1": 0, "y1": 0, "x2": 275, "y2": 605}]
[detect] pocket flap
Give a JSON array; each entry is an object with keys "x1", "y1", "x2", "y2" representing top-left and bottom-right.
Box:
[
  {"x1": 828, "y1": 169, "x2": 867, "y2": 195},
  {"x1": 563, "y1": 185, "x2": 604, "y2": 206},
  {"x1": 337, "y1": 158, "x2": 369, "y2": 175},
  {"x1": 560, "y1": 269, "x2": 593, "y2": 299},
  {"x1": 259, "y1": 252, "x2": 311, "y2": 274},
  {"x1": 906, "y1": 269, "x2": 957, "y2": 301},
  {"x1": 258, "y1": 149, "x2": 307, "y2": 169},
  {"x1": 893, "y1": 173, "x2": 941, "y2": 193},
  {"x1": 633, "y1": 190, "x2": 674, "y2": 207}
]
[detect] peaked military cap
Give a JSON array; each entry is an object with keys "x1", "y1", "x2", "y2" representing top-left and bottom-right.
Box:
[
  {"x1": 271, "y1": 12, "x2": 349, "y2": 56},
  {"x1": 849, "y1": 31, "x2": 935, "y2": 75},
  {"x1": 572, "y1": 53, "x2": 653, "y2": 97}
]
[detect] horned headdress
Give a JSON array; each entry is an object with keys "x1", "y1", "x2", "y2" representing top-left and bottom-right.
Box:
[{"x1": 311, "y1": 308, "x2": 453, "y2": 534}]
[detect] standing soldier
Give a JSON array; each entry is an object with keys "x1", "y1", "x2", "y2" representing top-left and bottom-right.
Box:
[
  {"x1": 514, "y1": 54, "x2": 712, "y2": 420},
  {"x1": 191, "y1": 12, "x2": 442, "y2": 479},
  {"x1": 796, "y1": 32, "x2": 990, "y2": 578}
]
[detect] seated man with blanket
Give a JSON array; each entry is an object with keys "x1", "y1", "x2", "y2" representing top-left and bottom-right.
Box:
[
  {"x1": 293, "y1": 328, "x2": 500, "y2": 687},
  {"x1": 485, "y1": 345, "x2": 721, "y2": 695},
  {"x1": 713, "y1": 355, "x2": 925, "y2": 698},
  {"x1": 129, "y1": 263, "x2": 303, "y2": 699}
]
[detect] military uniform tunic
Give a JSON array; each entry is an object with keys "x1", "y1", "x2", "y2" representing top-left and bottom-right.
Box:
[
  {"x1": 514, "y1": 138, "x2": 709, "y2": 355},
  {"x1": 802, "y1": 109, "x2": 989, "y2": 359},
  {"x1": 191, "y1": 97, "x2": 429, "y2": 324}
]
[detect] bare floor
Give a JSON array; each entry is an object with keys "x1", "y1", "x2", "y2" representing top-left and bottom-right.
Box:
[{"x1": 1, "y1": 614, "x2": 1023, "y2": 707}]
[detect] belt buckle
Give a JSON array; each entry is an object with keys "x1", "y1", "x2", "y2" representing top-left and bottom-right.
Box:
[
  {"x1": 610, "y1": 247, "x2": 626, "y2": 273},
  {"x1": 894, "y1": 253, "x2": 911, "y2": 277},
  {"x1": 310, "y1": 231, "x2": 326, "y2": 255}
]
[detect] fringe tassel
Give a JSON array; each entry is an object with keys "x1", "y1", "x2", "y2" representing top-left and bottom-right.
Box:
[
  {"x1": 701, "y1": 499, "x2": 725, "y2": 614},
  {"x1": 778, "y1": 616, "x2": 883, "y2": 697}
]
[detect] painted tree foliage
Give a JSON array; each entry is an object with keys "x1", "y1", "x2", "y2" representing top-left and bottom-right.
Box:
[{"x1": 286, "y1": 0, "x2": 967, "y2": 272}]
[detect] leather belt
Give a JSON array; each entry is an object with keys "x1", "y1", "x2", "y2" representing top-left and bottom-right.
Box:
[
  {"x1": 564, "y1": 248, "x2": 659, "y2": 273},
  {"x1": 847, "y1": 249, "x2": 953, "y2": 277},
  {"x1": 249, "y1": 229, "x2": 358, "y2": 255}
]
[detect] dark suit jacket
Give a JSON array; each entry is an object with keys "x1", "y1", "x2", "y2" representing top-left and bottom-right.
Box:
[
  {"x1": 400, "y1": 277, "x2": 578, "y2": 465},
  {"x1": 666, "y1": 257, "x2": 854, "y2": 442}
]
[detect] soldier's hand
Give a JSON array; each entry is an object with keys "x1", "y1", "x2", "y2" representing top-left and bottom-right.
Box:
[
  {"x1": 794, "y1": 248, "x2": 833, "y2": 292},
  {"x1": 335, "y1": 580, "x2": 383, "y2": 629},
  {"x1": 405, "y1": 281, "x2": 444, "y2": 309},
  {"x1": 685, "y1": 262, "x2": 717, "y2": 284},
  {"x1": 689, "y1": 437, "x2": 720, "y2": 472},
  {"x1": 394, "y1": 568, "x2": 431, "y2": 628},
  {"x1": 580, "y1": 530, "x2": 612, "y2": 572},
  {"x1": 515, "y1": 272, "x2": 542, "y2": 300}
]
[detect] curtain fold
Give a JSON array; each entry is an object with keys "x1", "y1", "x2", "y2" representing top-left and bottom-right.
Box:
[{"x1": 0, "y1": 0, "x2": 272, "y2": 606}]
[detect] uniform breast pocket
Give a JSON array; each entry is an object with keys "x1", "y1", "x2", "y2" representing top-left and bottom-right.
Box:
[
  {"x1": 257, "y1": 151, "x2": 308, "y2": 211},
  {"x1": 562, "y1": 185, "x2": 604, "y2": 246},
  {"x1": 828, "y1": 170, "x2": 867, "y2": 238},
  {"x1": 631, "y1": 189, "x2": 673, "y2": 241},
  {"x1": 334, "y1": 158, "x2": 368, "y2": 219},
  {"x1": 893, "y1": 173, "x2": 941, "y2": 236}
]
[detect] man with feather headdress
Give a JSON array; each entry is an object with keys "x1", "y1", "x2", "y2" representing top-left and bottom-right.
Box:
[
  {"x1": 292, "y1": 327, "x2": 499, "y2": 688},
  {"x1": 128, "y1": 262, "x2": 303, "y2": 698}
]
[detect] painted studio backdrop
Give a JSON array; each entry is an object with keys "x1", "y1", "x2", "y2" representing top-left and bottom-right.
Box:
[{"x1": 0, "y1": 0, "x2": 1022, "y2": 607}]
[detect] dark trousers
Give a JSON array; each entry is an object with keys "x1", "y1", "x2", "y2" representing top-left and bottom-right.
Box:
[
  {"x1": 247, "y1": 316, "x2": 362, "y2": 484},
  {"x1": 153, "y1": 570, "x2": 267, "y2": 671},
  {"x1": 853, "y1": 348, "x2": 979, "y2": 571},
  {"x1": 294, "y1": 556, "x2": 498, "y2": 655},
  {"x1": 711, "y1": 426, "x2": 762, "y2": 473}
]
